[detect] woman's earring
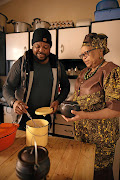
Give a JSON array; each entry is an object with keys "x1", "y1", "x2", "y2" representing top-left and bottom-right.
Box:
[{"x1": 99, "y1": 56, "x2": 103, "y2": 59}]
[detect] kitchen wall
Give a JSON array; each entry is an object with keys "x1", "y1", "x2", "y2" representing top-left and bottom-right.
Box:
[{"x1": 1, "y1": 0, "x2": 120, "y2": 33}]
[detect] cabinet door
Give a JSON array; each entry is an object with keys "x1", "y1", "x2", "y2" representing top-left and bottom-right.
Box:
[
  {"x1": 55, "y1": 114, "x2": 74, "y2": 137},
  {"x1": 55, "y1": 124, "x2": 74, "y2": 137},
  {"x1": 58, "y1": 27, "x2": 89, "y2": 59},
  {"x1": 6, "y1": 32, "x2": 29, "y2": 60},
  {"x1": 55, "y1": 113, "x2": 73, "y2": 126},
  {"x1": 30, "y1": 29, "x2": 56, "y2": 54},
  {"x1": 91, "y1": 20, "x2": 120, "y2": 66}
]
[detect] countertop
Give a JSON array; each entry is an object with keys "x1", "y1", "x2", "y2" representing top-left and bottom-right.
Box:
[{"x1": 0, "y1": 130, "x2": 96, "y2": 180}]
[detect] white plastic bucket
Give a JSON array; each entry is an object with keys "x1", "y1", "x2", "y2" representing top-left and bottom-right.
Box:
[{"x1": 26, "y1": 119, "x2": 49, "y2": 147}]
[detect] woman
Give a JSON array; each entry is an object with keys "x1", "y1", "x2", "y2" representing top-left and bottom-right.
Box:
[{"x1": 62, "y1": 33, "x2": 120, "y2": 180}]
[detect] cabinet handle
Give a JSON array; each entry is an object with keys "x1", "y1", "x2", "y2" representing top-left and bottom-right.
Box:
[
  {"x1": 61, "y1": 44, "x2": 64, "y2": 53},
  {"x1": 64, "y1": 129, "x2": 73, "y2": 135}
]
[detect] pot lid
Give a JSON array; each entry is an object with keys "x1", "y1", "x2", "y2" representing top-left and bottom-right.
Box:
[
  {"x1": 33, "y1": 18, "x2": 41, "y2": 21},
  {"x1": 8, "y1": 19, "x2": 32, "y2": 27},
  {"x1": 20, "y1": 146, "x2": 48, "y2": 164},
  {"x1": 41, "y1": 21, "x2": 50, "y2": 25},
  {"x1": 35, "y1": 107, "x2": 53, "y2": 116},
  {"x1": 0, "y1": 123, "x2": 19, "y2": 139}
]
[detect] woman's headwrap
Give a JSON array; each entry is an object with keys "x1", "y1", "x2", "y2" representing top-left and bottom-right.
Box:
[{"x1": 82, "y1": 33, "x2": 110, "y2": 55}]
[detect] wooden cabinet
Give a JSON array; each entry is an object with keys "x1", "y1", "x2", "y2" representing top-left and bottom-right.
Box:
[
  {"x1": 91, "y1": 20, "x2": 120, "y2": 66},
  {"x1": 54, "y1": 113, "x2": 74, "y2": 138},
  {"x1": 6, "y1": 32, "x2": 29, "y2": 60},
  {"x1": 30, "y1": 29, "x2": 57, "y2": 54},
  {"x1": 58, "y1": 27, "x2": 89, "y2": 59}
]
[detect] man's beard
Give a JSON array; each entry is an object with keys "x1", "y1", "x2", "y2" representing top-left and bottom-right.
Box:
[{"x1": 33, "y1": 53, "x2": 49, "y2": 63}]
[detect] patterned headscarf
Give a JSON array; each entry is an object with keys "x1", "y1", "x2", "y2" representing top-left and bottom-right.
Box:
[{"x1": 82, "y1": 33, "x2": 110, "y2": 55}]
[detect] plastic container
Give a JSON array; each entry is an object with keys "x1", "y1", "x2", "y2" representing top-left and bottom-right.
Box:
[
  {"x1": 96, "y1": 0, "x2": 119, "y2": 11},
  {"x1": 94, "y1": 7, "x2": 120, "y2": 21},
  {"x1": 0, "y1": 123, "x2": 19, "y2": 151},
  {"x1": 75, "y1": 18, "x2": 92, "y2": 27},
  {"x1": 26, "y1": 119, "x2": 49, "y2": 147}
]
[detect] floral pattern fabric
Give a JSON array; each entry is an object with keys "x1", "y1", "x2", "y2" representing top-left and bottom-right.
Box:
[{"x1": 73, "y1": 62, "x2": 120, "y2": 170}]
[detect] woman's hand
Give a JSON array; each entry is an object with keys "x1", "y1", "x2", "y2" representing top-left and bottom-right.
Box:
[
  {"x1": 62, "y1": 108, "x2": 120, "y2": 122},
  {"x1": 50, "y1": 100, "x2": 59, "y2": 113},
  {"x1": 62, "y1": 110, "x2": 86, "y2": 122},
  {"x1": 13, "y1": 100, "x2": 28, "y2": 115}
]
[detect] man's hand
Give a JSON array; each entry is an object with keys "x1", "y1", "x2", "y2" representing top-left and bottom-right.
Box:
[
  {"x1": 13, "y1": 100, "x2": 28, "y2": 115},
  {"x1": 50, "y1": 100, "x2": 59, "y2": 113}
]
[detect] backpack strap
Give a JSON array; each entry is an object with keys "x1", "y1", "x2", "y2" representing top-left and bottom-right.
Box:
[
  {"x1": 50, "y1": 68, "x2": 57, "y2": 104},
  {"x1": 25, "y1": 71, "x2": 34, "y2": 104}
]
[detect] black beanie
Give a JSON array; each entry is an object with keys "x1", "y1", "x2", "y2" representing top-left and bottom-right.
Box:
[{"x1": 32, "y1": 28, "x2": 52, "y2": 47}]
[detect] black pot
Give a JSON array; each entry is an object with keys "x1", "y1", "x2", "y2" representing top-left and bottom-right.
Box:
[
  {"x1": 16, "y1": 146, "x2": 50, "y2": 180},
  {"x1": 60, "y1": 101, "x2": 80, "y2": 118}
]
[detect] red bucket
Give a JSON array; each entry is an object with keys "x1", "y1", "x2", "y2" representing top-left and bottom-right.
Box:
[{"x1": 0, "y1": 123, "x2": 19, "y2": 151}]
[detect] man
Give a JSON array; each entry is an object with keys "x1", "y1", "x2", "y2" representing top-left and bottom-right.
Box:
[{"x1": 3, "y1": 28, "x2": 70, "y2": 130}]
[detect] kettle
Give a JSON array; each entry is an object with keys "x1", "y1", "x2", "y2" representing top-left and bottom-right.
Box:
[{"x1": 16, "y1": 143, "x2": 50, "y2": 180}]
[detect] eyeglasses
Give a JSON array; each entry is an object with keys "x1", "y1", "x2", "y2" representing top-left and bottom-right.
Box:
[{"x1": 79, "y1": 48, "x2": 97, "y2": 59}]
